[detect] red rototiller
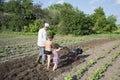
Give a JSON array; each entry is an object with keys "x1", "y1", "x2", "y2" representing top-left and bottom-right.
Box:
[{"x1": 61, "y1": 46, "x2": 83, "y2": 62}]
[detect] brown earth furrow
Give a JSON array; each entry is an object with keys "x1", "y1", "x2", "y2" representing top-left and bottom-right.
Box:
[
  {"x1": 100, "y1": 56, "x2": 120, "y2": 80},
  {"x1": 54, "y1": 40, "x2": 120, "y2": 80},
  {"x1": 0, "y1": 39, "x2": 119, "y2": 80},
  {"x1": 80, "y1": 45, "x2": 120, "y2": 80}
]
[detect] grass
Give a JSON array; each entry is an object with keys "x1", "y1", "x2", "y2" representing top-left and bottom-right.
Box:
[
  {"x1": 88, "y1": 33, "x2": 120, "y2": 39},
  {"x1": 0, "y1": 31, "x2": 37, "y2": 42},
  {"x1": 0, "y1": 31, "x2": 120, "y2": 45}
]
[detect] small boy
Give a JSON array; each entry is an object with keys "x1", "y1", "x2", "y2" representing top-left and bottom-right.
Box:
[{"x1": 44, "y1": 35, "x2": 54, "y2": 70}]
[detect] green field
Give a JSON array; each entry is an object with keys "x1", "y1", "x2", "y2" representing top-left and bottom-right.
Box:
[{"x1": 0, "y1": 32, "x2": 120, "y2": 62}]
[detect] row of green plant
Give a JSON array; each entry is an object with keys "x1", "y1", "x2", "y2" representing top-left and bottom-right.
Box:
[
  {"x1": 112, "y1": 44, "x2": 120, "y2": 50},
  {"x1": 89, "y1": 51, "x2": 120, "y2": 80},
  {"x1": 111, "y1": 51, "x2": 120, "y2": 61},
  {"x1": 54, "y1": 33, "x2": 120, "y2": 46},
  {"x1": 88, "y1": 45, "x2": 120, "y2": 80},
  {"x1": 76, "y1": 59, "x2": 96, "y2": 78},
  {"x1": 105, "y1": 44, "x2": 120, "y2": 54},
  {"x1": 0, "y1": 33, "x2": 120, "y2": 63},
  {"x1": 0, "y1": 34, "x2": 96, "y2": 54},
  {"x1": 0, "y1": 33, "x2": 95, "y2": 62},
  {"x1": 89, "y1": 62, "x2": 111, "y2": 80},
  {"x1": 64, "y1": 44, "x2": 120, "y2": 80},
  {"x1": 64, "y1": 56, "x2": 104, "y2": 80},
  {"x1": 0, "y1": 43, "x2": 38, "y2": 57}
]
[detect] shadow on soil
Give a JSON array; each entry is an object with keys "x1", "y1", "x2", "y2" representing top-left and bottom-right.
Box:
[{"x1": 58, "y1": 54, "x2": 90, "y2": 69}]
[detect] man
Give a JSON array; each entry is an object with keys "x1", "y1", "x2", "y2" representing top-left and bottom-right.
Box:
[{"x1": 36, "y1": 23, "x2": 50, "y2": 65}]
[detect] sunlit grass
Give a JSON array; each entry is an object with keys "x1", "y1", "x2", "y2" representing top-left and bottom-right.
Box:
[
  {"x1": 0, "y1": 31, "x2": 120, "y2": 44},
  {"x1": 0, "y1": 31, "x2": 37, "y2": 41}
]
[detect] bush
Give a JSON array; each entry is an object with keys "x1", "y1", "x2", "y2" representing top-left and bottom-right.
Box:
[
  {"x1": 47, "y1": 29, "x2": 55, "y2": 37},
  {"x1": 29, "y1": 20, "x2": 43, "y2": 33}
]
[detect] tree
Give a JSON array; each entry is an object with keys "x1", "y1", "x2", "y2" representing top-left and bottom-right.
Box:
[
  {"x1": 58, "y1": 3, "x2": 91, "y2": 35},
  {"x1": 48, "y1": 3, "x2": 93, "y2": 35},
  {"x1": 90, "y1": 7, "x2": 117, "y2": 33},
  {"x1": 3, "y1": 0, "x2": 22, "y2": 14},
  {"x1": 7, "y1": 14, "x2": 25, "y2": 31},
  {"x1": 58, "y1": 3, "x2": 77, "y2": 35},
  {"x1": 21, "y1": 0, "x2": 36, "y2": 23},
  {"x1": 0, "y1": 0, "x2": 4, "y2": 12},
  {"x1": 2, "y1": 0, "x2": 35, "y2": 31},
  {"x1": 90, "y1": 7, "x2": 107, "y2": 33},
  {"x1": 94, "y1": 16, "x2": 107, "y2": 33},
  {"x1": 105, "y1": 15, "x2": 117, "y2": 32},
  {"x1": 33, "y1": 3, "x2": 43, "y2": 19}
]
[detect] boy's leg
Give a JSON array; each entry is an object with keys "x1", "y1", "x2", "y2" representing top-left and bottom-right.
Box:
[{"x1": 47, "y1": 55, "x2": 51, "y2": 69}]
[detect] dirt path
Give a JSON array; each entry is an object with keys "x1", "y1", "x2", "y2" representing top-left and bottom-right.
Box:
[{"x1": 0, "y1": 39, "x2": 120, "y2": 80}]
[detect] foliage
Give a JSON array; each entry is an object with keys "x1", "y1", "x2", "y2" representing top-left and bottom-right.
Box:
[
  {"x1": 49, "y1": 3, "x2": 92, "y2": 35},
  {"x1": 29, "y1": 20, "x2": 43, "y2": 33},
  {"x1": 90, "y1": 7, "x2": 117, "y2": 33},
  {"x1": 64, "y1": 74, "x2": 72, "y2": 80},
  {"x1": 2, "y1": 0, "x2": 36, "y2": 32},
  {"x1": 111, "y1": 52, "x2": 120, "y2": 61},
  {"x1": 47, "y1": 29, "x2": 56, "y2": 39},
  {"x1": 33, "y1": 4, "x2": 43, "y2": 19},
  {"x1": 7, "y1": 14, "x2": 25, "y2": 31},
  {"x1": 106, "y1": 15, "x2": 117, "y2": 32},
  {"x1": 0, "y1": 1, "x2": 118, "y2": 35},
  {"x1": 0, "y1": 0, "x2": 4, "y2": 11}
]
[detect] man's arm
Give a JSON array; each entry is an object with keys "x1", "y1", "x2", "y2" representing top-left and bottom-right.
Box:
[{"x1": 42, "y1": 30, "x2": 47, "y2": 43}]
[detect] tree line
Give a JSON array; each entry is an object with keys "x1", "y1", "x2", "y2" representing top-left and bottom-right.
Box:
[{"x1": 0, "y1": 0, "x2": 118, "y2": 35}]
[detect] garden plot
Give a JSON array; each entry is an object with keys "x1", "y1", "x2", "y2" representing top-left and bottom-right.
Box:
[
  {"x1": 0, "y1": 38, "x2": 120, "y2": 80},
  {"x1": 55, "y1": 40, "x2": 120, "y2": 80}
]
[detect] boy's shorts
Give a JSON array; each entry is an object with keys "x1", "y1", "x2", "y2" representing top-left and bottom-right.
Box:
[{"x1": 45, "y1": 50, "x2": 52, "y2": 55}]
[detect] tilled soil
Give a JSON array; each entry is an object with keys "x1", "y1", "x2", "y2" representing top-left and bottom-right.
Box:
[
  {"x1": 0, "y1": 38, "x2": 120, "y2": 80},
  {"x1": 100, "y1": 56, "x2": 120, "y2": 80},
  {"x1": 80, "y1": 40, "x2": 120, "y2": 80}
]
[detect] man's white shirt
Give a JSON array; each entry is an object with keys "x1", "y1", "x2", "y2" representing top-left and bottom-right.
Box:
[{"x1": 37, "y1": 28, "x2": 47, "y2": 47}]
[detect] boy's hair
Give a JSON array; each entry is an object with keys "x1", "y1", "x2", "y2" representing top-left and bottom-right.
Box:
[
  {"x1": 52, "y1": 43, "x2": 60, "y2": 49},
  {"x1": 48, "y1": 35, "x2": 54, "y2": 40}
]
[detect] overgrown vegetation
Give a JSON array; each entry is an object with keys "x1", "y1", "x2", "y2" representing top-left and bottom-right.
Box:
[{"x1": 0, "y1": 0, "x2": 118, "y2": 35}]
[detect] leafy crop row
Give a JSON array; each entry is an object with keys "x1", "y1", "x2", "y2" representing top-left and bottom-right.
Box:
[
  {"x1": 0, "y1": 43, "x2": 38, "y2": 62},
  {"x1": 89, "y1": 62, "x2": 110, "y2": 80},
  {"x1": 64, "y1": 56, "x2": 104, "y2": 80},
  {"x1": 89, "y1": 51, "x2": 120, "y2": 80},
  {"x1": 64, "y1": 44, "x2": 120, "y2": 80}
]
